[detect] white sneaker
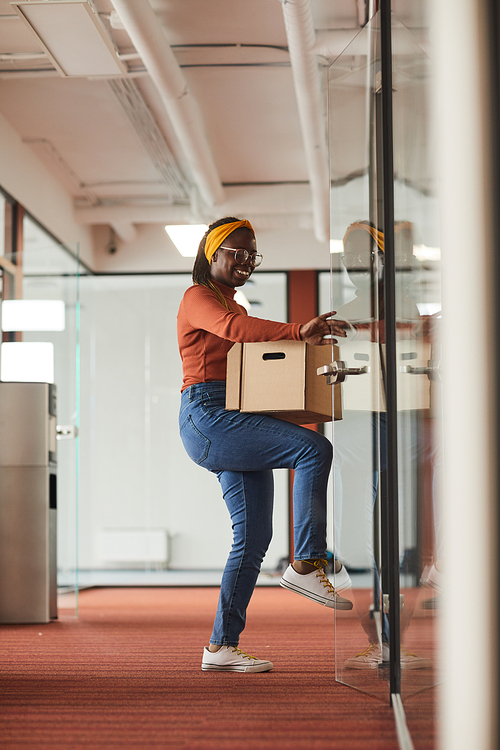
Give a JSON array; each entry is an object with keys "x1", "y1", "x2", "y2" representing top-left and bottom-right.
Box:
[
  {"x1": 201, "y1": 646, "x2": 274, "y2": 673},
  {"x1": 280, "y1": 561, "x2": 353, "y2": 610},
  {"x1": 332, "y1": 564, "x2": 352, "y2": 591}
]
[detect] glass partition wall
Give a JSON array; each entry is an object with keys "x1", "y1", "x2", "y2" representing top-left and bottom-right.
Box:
[
  {"x1": 327, "y1": 9, "x2": 441, "y2": 705},
  {"x1": 1, "y1": 213, "x2": 80, "y2": 617},
  {"x1": 1, "y1": 204, "x2": 291, "y2": 614}
]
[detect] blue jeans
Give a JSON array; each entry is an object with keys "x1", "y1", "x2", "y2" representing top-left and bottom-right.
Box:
[{"x1": 179, "y1": 381, "x2": 333, "y2": 646}]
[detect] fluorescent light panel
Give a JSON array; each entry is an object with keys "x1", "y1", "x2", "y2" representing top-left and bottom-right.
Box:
[
  {"x1": 165, "y1": 225, "x2": 208, "y2": 257},
  {"x1": 11, "y1": 1, "x2": 127, "y2": 77},
  {"x1": 413, "y1": 244, "x2": 441, "y2": 262},
  {"x1": 416, "y1": 303, "x2": 441, "y2": 316},
  {"x1": 1, "y1": 342, "x2": 55, "y2": 383},
  {"x1": 2, "y1": 300, "x2": 65, "y2": 332},
  {"x1": 330, "y1": 239, "x2": 344, "y2": 254}
]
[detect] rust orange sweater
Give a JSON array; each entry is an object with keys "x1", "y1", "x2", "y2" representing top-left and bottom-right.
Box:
[{"x1": 177, "y1": 280, "x2": 302, "y2": 391}]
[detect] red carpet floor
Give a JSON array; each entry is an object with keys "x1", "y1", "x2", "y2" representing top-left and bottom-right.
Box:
[{"x1": 0, "y1": 587, "x2": 436, "y2": 749}]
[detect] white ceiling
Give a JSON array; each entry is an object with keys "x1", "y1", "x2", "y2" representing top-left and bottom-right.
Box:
[{"x1": 0, "y1": 0, "x2": 429, "y2": 271}]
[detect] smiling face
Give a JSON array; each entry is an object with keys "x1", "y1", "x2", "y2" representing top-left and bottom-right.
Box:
[{"x1": 209, "y1": 227, "x2": 257, "y2": 288}]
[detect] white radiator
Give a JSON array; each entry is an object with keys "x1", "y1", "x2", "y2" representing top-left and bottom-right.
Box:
[{"x1": 97, "y1": 529, "x2": 169, "y2": 567}]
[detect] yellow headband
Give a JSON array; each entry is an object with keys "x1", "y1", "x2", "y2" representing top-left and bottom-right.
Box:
[
  {"x1": 343, "y1": 222, "x2": 385, "y2": 253},
  {"x1": 204, "y1": 220, "x2": 255, "y2": 264}
]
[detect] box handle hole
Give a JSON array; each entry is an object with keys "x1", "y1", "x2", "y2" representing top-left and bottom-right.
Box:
[{"x1": 262, "y1": 352, "x2": 286, "y2": 360}]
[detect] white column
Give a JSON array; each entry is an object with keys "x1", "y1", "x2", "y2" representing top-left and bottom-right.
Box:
[{"x1": 431, "y1": 1, "x2": 498, "y2": 748}]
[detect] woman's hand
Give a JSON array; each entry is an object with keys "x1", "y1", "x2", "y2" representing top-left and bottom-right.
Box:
[{"x1": 299, "y1": 312, "x2": 347, "y2": 345}]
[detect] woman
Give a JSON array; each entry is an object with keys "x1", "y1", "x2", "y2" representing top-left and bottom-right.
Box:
[{"x1": 177, "y1": 217, "x2": 352, "y2": 673}]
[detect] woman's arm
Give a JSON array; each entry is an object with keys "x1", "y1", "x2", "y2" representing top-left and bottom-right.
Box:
[
  {"x1": 182, "y1": 286, "x2": 347, "y2": 345},
  {"x1": 182, "y1": 285, "x2": 302, "y2": 343}
]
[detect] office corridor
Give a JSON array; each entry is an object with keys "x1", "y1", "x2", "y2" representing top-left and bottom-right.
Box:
[{"x1": 0, "y1": 586, "x2": 435, "y2": 749}]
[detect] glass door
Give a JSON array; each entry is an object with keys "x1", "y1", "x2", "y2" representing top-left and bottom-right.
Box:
[
  {"x1": 326, "y1": 10, "x2": 441, "y2": 703},
  {"x1": 391, "y1": 15, "x2": 441, "y2": 701},
  {"x1": 1, "y1": 214, "x2": 81, "y2": 617}
]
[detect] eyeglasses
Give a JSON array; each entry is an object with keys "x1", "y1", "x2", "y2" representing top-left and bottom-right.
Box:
[
  {"x1": 219, "y1": 246, "x2": 263, "y2": 267},
  {"x1": 342, "y1": 251, "x2": 383, "y2": 267}
]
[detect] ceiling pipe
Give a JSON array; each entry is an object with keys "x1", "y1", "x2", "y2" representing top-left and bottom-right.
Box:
[
  {"x1": 279, "y1": 0, "x2": 330, "y2": 243},
  {"x1": 74, "y1": 183, "x2": 317, "y2": 225},
  {"x1": 109, "y1": 0, "x2": 224, "y2": 207}
]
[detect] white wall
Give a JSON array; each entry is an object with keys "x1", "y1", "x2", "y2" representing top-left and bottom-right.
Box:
[{"x1": 78, "y1": 272, "x2": 290, "y2": 572}]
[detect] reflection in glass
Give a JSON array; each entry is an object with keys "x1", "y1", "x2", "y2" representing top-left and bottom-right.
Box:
[
  {"x1": 327, "y1": 13, "x2": 441, "y2": 702},
  {"x1": 391, "y1": 15, "x2": 442, "y2": 699}
]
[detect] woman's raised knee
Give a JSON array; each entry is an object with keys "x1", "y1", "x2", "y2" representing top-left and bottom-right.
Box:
[{"x1": 311, "y1": 431, "x2": 333, "y2": 460}]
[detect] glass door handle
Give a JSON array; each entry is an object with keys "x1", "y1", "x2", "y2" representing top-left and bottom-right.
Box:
[
  {"x1": 317, "y1": 361, "x2": 369, "y2": 385},
  {"x1": 401, "y1": 359, "x2": 441, "y2": 382}
]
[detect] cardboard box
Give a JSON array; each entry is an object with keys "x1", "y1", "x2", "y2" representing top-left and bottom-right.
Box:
[{"x1": 226, "y1": 340, "x2": 342, "y2": 424}]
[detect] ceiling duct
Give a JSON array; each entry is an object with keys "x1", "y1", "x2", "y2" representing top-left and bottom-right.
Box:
[
  {"x1": 110, "y1": 0, "x2": 224, "y2": 208},
  {"x1": 279, "y1": 0, "x2": 330, "y2": 243},
  {"x1": 107, "y1": 79, "x2": 190, "y2": 203},
  {"x1": 74, "y1": 183, "x2": 317, "y2": 227}
]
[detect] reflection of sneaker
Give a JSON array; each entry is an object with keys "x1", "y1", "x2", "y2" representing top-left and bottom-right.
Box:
[
  {"x1": 344, "y1": 643, "x2": 386, "y2": 669},
  {"x1": 420, "y1": 563, "x2": 444, "y2": 593},
  {"x1": 421, "y1": 594, "x2": 442, "y2": 610},
  {"x1": 400, "y1": 648, "x2": 432, "y2": 670},
  {"x1": 280, "y1": 561, "x2": 353, "y2": 609},
  {"x1": 201, "y1": 646, "x2": 273, "y2": 673},
  {"x1": 332, "y1": 564, "x2": 352, "y2": 591},
  {"x1": 345, "y1": 643, "x2": 432, "y2": 670}
]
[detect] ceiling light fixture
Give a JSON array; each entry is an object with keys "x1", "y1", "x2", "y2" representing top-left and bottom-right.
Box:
[
  {"x1": 330, "y1": 239, "x2": 344, "y2": 254},
  {"x1": 2, "y1": 300, "x2": 65, "y2": 332},
  {"x1": 413, "y1": 244, "x2": 441, "y2": 262},
  {"x1": 11, "y1": 1, "x2": 127, "y2": 77},
  {"x1": 1, "y1": 342, "x2": 55, "y2": 383},
  {"x1": 165, "y1": 225, "x2": 208, "y2": 257}
]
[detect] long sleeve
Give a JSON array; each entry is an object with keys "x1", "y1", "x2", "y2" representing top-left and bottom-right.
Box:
[
  {"x1": 177, "y1": 282, "x2": 302, "y2": 390},
  {"x1": 181, "y1": 284, "x2": 301, "y2": 343}
]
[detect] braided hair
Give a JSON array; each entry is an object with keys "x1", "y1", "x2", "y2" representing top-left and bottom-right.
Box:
[{"x1": 192, "y1": 217, "x2": 252, "y2": 310}]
